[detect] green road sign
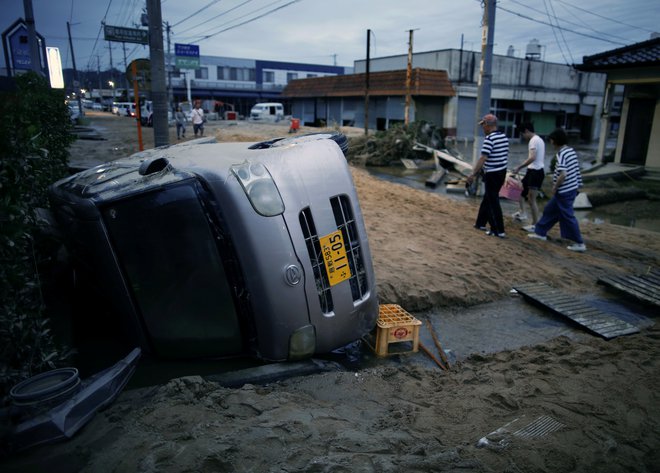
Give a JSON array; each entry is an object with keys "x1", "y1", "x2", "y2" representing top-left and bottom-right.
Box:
[
  {"x1": 175, "y1": 56, "x2": 200, "y2": 69},
  {"x1": 104, "y1": 25, "x2": 148, "y2": 45}
]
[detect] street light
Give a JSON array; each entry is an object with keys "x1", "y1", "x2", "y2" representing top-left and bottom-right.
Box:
[{"x1": 109, "y1": 80, "x2": 116, "y2": 103}]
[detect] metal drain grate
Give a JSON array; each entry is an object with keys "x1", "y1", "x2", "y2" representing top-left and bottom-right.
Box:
[
  {"x1": 513, "y1": 415, "x2": 565, "y2": 440},
  {"x1": 513, "y1": 282, "x2": 640, "y2": 339},
  {"x1": 477, "y1": 415, "x2": 566, "y2": 450}
]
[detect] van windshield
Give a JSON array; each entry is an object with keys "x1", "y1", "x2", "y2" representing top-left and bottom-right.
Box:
[{"x1": 101, "y1": 181, "x2": 243, "y2": 357}]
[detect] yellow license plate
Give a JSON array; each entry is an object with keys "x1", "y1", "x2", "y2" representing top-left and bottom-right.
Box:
[{"x1": 319, "y1": 230, "x2": 352, "y2": 286}]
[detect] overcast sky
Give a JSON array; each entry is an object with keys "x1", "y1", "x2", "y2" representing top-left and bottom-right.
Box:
[{"x1": 2, "y1": 0, "x2": 659, "y2": 74}]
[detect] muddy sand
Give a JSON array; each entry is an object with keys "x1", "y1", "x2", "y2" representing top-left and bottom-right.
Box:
[{"x1": 3, "y1": 113, "x2": 659, "y2": 472}]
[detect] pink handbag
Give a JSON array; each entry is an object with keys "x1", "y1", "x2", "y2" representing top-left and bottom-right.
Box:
[{"x1": 499, "y1": 174, "x2": 523, "y2": 201}]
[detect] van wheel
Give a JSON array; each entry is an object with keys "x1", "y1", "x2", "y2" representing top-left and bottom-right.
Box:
[{"x1": 248, "y1": 132, "x2": 349, "y2": 156}]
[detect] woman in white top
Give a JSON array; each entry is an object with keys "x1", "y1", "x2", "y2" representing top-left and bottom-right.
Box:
[
  {"x1": 514, "y1": 122, "x2": 545, "y2": 230},
  {"x1": 191, "y1": 101, "x2": 205, "y2": 137}
]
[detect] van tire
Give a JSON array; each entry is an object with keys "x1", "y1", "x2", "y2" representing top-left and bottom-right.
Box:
[{"x1": 249, "y1": 132, "x2": 349, "y2": 157}]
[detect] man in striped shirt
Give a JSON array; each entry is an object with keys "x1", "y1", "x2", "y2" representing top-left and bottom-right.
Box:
[
  {"x1": 467, "y1": 114, "x2": 509, "y2": 238},
  {"x1": 528, "y1": 128, "x2": 586, "y2": 252}
]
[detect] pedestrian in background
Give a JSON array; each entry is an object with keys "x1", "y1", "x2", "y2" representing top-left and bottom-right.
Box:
[
  {"x1": 175, "y1": 106, "x2": 187, "y2": 140},
  {"x1": 528, "y1": 128, "x2": 586, "y2": 252},
  {"x1": 513, "y1": 122, "x2": 545, "y2": 231},
  {"x1": 467, "y1": 113, "x2": 509, "y2": 238},
  {"x1": 191, "y1": 101, "x2": 205, "y2": 137}
]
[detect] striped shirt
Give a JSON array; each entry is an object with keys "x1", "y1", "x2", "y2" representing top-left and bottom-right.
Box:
[
  {"x1": 481, "y1": 130, "x2": 509, "y2": 172},
  {"x1": 554, "y1": 146, "x2": 583, "y2": 194}
]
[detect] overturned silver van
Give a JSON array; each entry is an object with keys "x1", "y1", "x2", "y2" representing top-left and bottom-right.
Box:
[{"x1": 49, "y1": 133, "x2": 378, "y2": 361}]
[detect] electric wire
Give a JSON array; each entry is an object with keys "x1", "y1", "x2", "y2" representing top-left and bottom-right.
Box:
[
  {"x1": 547, "y1": 0, "x2": 574, "y2": 63},
  {"x1": 553, "y1": 0, "x2": 658, "y2": 34},
  {"x1": 172, "y1": 0, "x2": 223, "y2": 27},
  {"x1": 496, "y1": 4, "x2": 627, "y2": 46},
  {"x1": 185, "y1": 0, "x2": 298, "y2": 41},
  {"x1": 506, "y1": 0, "x2": 632, "y2": 44},
  {"x1": 174, "y1": 0, "x2": 253, "y2": 36},
  {"x1": 542, "y1": 0, "x2": 570, "y2": 64}
]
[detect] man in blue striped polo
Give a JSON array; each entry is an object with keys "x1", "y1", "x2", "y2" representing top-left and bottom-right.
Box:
[
  {"x1": 467, "y1": 113, "x2": 509, "y2": 238},
  {"x1": 528, "y1": 128, "x2": 586, "y2": 252}
]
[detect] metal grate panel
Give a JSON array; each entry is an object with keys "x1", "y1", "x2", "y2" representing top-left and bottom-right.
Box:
[
  {"x1": 598, "y1": 268, "x2": 660, "y2": 307},
  {"x1": 513, "y1": 282, "x2": 640, "y2": 339}
]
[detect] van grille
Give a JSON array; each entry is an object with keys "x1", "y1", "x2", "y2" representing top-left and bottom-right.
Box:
[
  {"x1": 299, "y1": 195, "x2": 368, "y2": 314},
  {"x1": 330, "y1": 195, "x2": 368, "y2": 301},
  {"x1": 299, "y1": 208, "x2": 333, "y2": 313}
]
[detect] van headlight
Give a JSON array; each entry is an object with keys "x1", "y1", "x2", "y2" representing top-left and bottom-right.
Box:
[
  {"x1": 289, "y1": 325, "x2": 316, "y2": 360},
  {"x1": 231, "y1": 161, "x2": 284, "y2": 216}
]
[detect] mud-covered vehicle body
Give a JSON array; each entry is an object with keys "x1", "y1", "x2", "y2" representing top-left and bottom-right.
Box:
[{"x1": 49, "y1": 134, "x2": 378, "y2": 361}]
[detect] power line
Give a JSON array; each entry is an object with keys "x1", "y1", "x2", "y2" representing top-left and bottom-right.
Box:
[
  {"x1": 553, "y1": 0, "x2": 657, "y2": 34},
  {"x1": 506, "y1": 0, "x2": 632, "y2": 44},
  {"x1": 542, "y1": 0, "x2": 571, "y2": 64},
  {"x1": 547, "y1": 0, "x2": 574, "y2": 63},
  {"x1": 86, "y1": 0, "x2": 115, "y2": 72},
  {"x1": 496, "y1": 4, "x2": 627, "y2": 47},
  {"x1": 172, "y1": 0, "x2": 223, "y2": 28},
  {"x1": 175, "y1": 0, "x2": 253, "y2": 36},
  {"x1": 186, "y1": 0, "x2": 301, "y2": 42}
]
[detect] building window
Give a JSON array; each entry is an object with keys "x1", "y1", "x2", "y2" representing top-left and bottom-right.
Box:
[
  {"x1": 195, "y1": 67, "x2": 208, "y2": 80},
  {"x1": 263, "y1": 71, "x2": 274, "y2": 83},
  {"x1": 287, "y1": 72, "x2": 298, "y2": 82},
  {"x1": 307, "y1": 73, "x2": 317, "y2": 78}
]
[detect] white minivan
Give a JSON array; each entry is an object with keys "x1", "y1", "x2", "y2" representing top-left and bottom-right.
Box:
[
  {"x1": 250, "y1": 102, "x2": 284, "y2": 121},
  {"x1": 112, "y1": 102, "x2": 134, "y2": 117}
]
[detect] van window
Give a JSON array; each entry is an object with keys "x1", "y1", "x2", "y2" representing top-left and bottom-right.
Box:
[{"x1": 102, "y1": 182, "x2": 243, "y2": 357}]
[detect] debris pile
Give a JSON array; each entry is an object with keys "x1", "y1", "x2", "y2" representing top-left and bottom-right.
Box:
[{"x1": 346, "y1": 121, "x2": 446, "y2": 167}]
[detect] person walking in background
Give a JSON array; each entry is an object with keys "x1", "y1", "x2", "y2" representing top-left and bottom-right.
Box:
[
  {"x1": 513, "y1": 122, "x2": 545, "y2": 232},
  {"x1": 528, "y1": 128, "x2": 586, "y2": 252},
  {"x1": 467, "y1": 114, "x2": 509, "y2": 238},
  {"x1": 175, "y1": 106, "x2": 187, "y2": 140},
  {"x1": 191, "y1": 101, "x2": 205, "y2": 137}
]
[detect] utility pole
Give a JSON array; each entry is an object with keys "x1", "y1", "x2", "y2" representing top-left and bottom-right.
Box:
[
  {"x1": 23, "y1": 0, "x2": 42, "y2": 75},
  {"x1": 97, "y1": 55, "x2": 102, "y2": 92},
  {"x1": 146, "y1": 0, "x2": 169, "y2": 147},
  {"x1": 404, "y1": 29, "x2": 416, "y2": 126},
  {"x1": 108, "y1": 40, "x2": 115, "y2": 99},
  {"x1": 472, "y1": 0, "x2": 496, "y2": 165},
  {"x1": 166, "y1": 21, "x2": 173, "y2": 112},
  {"x1": 364, "y1": 29, "x2": 371, "y2": 136},
  {"x1": 67, "y1": 21, "x2": 83, "y2": 115},
  {"x1": 122, "y1": 42, "x2": 130, "y2": 98}
]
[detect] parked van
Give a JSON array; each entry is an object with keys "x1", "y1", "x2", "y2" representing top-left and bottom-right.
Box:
[
  {"x1": 250, "y1": 102, "x2": 284, "y2": 121},
  {"x1": 48, "y1": 133, "x2": 378, "y2": 362},
  {"x1": 112, "y1": 102, "x2": 134, "y2": 117}
]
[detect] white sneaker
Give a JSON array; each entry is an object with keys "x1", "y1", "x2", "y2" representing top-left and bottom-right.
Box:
[
  {"x1": 522, "y1": 224, "x2": 535, "y2": 232},
  {"x1": 567, "y1": 243, "x2": 587, "y2": 252},
  {"x1": 512, "y1": 211, "x2": 528, "y2": 222},
  {"x1": 528, "y1": 233, "x2": 547, "y2": 241}
]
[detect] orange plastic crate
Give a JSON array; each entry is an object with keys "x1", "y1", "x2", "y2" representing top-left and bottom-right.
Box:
[{"x1": 368, "y1": 304, "x2": 421, "y2": 356}]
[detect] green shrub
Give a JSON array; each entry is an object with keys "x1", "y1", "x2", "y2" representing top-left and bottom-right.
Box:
[{"x1": 0, "y1": 72, "x2": 76, "y2": 401}]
